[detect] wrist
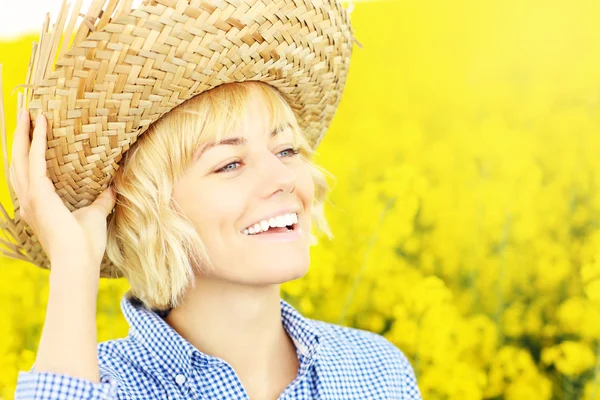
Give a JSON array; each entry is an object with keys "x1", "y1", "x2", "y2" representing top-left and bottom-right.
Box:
[{"x1": 49, "y1": 257, "x2": 101, "y2": 288}]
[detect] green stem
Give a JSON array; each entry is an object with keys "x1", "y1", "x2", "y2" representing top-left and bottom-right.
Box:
[
  {"x1": 589, "y1": 339, "x2": 600, "y2": 400},
  {"x1": 337, "y1": 196, "x2": 396, "y2": 325}
]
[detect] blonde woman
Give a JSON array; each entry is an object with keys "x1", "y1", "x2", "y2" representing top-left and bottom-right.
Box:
[{"x1": 4, "y1": 1, "x2": 422, "y2": 399}]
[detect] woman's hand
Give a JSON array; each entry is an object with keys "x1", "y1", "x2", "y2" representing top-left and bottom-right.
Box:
[
  {"x1": 10, "y1": 110, "x2": 113, "y2": 381},
  {"x1": 9, "y1": 109, "x2": 116, "y2": 270}
]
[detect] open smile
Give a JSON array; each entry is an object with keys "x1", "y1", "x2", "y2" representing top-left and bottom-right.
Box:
[
  {"x1": 241, "y1": 212, "x2": 302, "y2": 242},
  {"x1": 242, "y1": 212, "x2": 299, "y2": 236}
]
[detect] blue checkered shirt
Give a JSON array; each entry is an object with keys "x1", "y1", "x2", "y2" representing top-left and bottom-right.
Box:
[{"x1": 15, "y1": 294, "x2": 422, "y2": 399}]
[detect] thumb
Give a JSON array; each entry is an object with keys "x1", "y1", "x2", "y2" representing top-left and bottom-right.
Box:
[{"x1": 91, "y1": 186, "x2": 117, "y2": 216}]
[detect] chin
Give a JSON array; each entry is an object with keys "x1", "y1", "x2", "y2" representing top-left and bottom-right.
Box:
[
  {"x1": 273, "y1": 263, "x2": 310, "y2": 284},
  {"x1": 252, "y1": 260, "x2": 310, "y2": 285},
  {"x1": 198, "y1": 265, "x2": 309, "y2": 286},
  {"x1": 207, "y1": 250, "x2": 311, "y2": 285}
]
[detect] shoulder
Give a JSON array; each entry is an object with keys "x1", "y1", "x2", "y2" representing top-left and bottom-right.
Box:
[
  {"x1": 312, "y1": 319, "x2": 410, "y2": 365},
  {"x1": 310, "y1": 320, "x2": 422, "y2": 398},
  {"x1": 96, "y1": 336, "x2": 164, "y2": 398},
  {"x1": 98, "y1": 335, "x2": 147, "y2": 369}
]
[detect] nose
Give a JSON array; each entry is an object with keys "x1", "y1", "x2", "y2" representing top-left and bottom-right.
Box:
[{"x1": 257, "y1": 150, "x2": 297, "y2": 196}]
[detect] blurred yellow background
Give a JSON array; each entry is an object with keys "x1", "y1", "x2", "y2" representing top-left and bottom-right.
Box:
[{"x1": 2, "y1": 0, "x2": 600, "y2": 399}]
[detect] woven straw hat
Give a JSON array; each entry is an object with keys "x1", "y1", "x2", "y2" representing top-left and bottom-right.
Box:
[{"x1": 0, "y1": 0, "x2": 356, "y2": 277}]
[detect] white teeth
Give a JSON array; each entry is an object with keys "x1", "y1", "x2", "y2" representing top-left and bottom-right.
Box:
[
  {"x1": 260, "y1": 220, "x2": 269, "y2": 232},
  {"x1": 242, "y1": 212, "x2": 299, "y2": 235},
  {"x1": 275, "y1": 215, "x2": 285, "y2": 227}
]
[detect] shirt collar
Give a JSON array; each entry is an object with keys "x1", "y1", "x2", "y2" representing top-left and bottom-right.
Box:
[
  {"x1": 121, "y1": 293, "x2": 197, "y2": 378},
  {"x1": 120, "y1": 292, "x2": 322, "y2": 377},
  {"x1": 280, "y1": 298, "x2": 321, "y2": 359}
]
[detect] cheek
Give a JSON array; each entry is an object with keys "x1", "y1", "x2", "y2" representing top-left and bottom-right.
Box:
[
  {"x1": 178, "y1": 182, "x2": 251, "y2": 239},
  {"x1": 183, "y1": 188, "x2": 234, "y2": 227},
  {"x1": 172, "y1": 182, "x2": 213, "y2": 227},
  {"x1": 296, "y1": 163, "x2": 315, "y2": 204}
]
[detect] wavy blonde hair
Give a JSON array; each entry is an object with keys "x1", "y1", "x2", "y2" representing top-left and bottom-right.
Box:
[{"x1": 106, "y1": 81, "x2": 334, "y2": 311}]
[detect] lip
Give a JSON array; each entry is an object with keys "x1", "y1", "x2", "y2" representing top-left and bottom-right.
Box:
[
  {"x1": 246, "y1": 226, "x2": 303, "y2": 242},
  {"x1": 241, "y1": 207, "x2": 301, "y2": 232}
]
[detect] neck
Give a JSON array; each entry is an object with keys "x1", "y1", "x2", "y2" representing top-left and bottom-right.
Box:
[{"x1": 165, "y1": 277, "x2": 299, "y2": 398}]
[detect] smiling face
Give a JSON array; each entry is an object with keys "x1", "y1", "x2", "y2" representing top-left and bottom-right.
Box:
[{"x1": 171, "y1": 84, "x2": 314, "y2": 285}]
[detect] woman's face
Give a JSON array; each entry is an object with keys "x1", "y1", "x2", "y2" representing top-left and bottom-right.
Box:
[{"x1": 172, "y1": 91, "x2": 314, "y2": 285}]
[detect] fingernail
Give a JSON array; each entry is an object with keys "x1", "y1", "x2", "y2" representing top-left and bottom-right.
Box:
[
  {"x1": 36, "y1": 113, "x2": 45, "y2": 125},
  {"x1": 19, "y1": 108, "x2": 28, "y2": 121}
]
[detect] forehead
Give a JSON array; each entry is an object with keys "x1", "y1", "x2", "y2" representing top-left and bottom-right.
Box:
[
  {"x1": 201, "y1": 89, "x2": 299, "y2": 144},
  {"x1": 172, "y1": 82, "x2": 308, "y2": 163}
]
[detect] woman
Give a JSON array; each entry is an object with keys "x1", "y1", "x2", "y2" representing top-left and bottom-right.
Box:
[{"x1": 4, "y1": 1, "x2": 421, "y2": 399}]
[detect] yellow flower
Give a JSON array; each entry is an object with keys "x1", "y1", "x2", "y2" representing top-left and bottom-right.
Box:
[
  {"x1": 557, "y1": 297, "x2": 586, "y2": 334},
  {"x1": 581, "y1": 256, "x2": 600, "y2": 283},
  {"x1": 585, "y1": 279, "x2": 600, "y2": 303},
  {"x1": 505, "y1": 372, "x2": 552, "y2": 400},
  {"x1": 584, "y1": 380, "x2": 600, "y2": 400},
  {"x1": 418, "y1": 362, "x2": 486, "y2": 400},
  {"x1": 542, "y1": 341, "x2": 596, "y2": 376},
  {"x1": 4, "y1": 1, "x2": 600, "y2": 398}
]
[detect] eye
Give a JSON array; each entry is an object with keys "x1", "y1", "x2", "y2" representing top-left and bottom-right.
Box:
[
  {"x1": 278, "y1": 147, "x2": 300, "y2": 158},
  {"x1": 216, "y1": 161, "x2": 242, "y2": 173},
  {"x1": 215, "y1": 148, "x2": 299, "y2": 174}
]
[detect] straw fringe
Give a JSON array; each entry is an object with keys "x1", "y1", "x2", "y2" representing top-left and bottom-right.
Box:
[
  {"x1": 0, "y1": 65, "x2": 26, "y2": 264},
  {"x1": 1, "y1": 249, "x2": 31, "y2": 262},
  {"x1": 0, "y1": 65, "x2": 9, "y2": 194},
  {"x1": 35, "y1": 14, "x2": 51, "y2": 90},
  {"x1": 15, "y1": 0, "x2": 129, "y2": 109},
  {"x1": 1, "y1": 0, "x2": 132, "y2": 270},
  {"x1": 15, "y1": 42, "x2": 38, "y2": 111},
  {"x1": 74, "y1": 0, "x2": 108, "y2": 45},
  {"x1": 59, "y1": 0, "x2": 85, "y2": 60},
  {"x1": 44, "y1": 0, "x2": 70, "y2": 80}
]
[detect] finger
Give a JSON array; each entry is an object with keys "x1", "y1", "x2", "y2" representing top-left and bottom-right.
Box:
[
  {"x1": 29, "y1": 113, "x2": 49, "y2": 183},
  {"x1": 9, "y1": 163, "x2": 18, "y2": 193},
  {"x1": 11, "y1": 109, "x2": 31, "y2": 196},
  {"x1": 91, "y1": 186, "x2": 117, "y2": 216}
]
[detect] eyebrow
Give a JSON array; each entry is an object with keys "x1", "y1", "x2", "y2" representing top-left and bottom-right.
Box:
[{"x1": 194, "y1": 122, "x2": 293, "y2": 160}]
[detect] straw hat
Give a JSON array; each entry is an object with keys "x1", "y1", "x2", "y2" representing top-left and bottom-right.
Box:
[{"x1": 0, "y1": 0, "x2": 356, "y2": 277}]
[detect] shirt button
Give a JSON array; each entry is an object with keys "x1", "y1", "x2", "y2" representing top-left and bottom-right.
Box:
[
  {"x1": 175, "y1": 374, "x2": 186, "y2": 385},
  {"x1": 293, "y1": 339, "x2": 308, "y2": 355}
]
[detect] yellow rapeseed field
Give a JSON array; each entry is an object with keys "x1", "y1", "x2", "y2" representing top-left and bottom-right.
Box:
[{"x1": 1, "y1": 1, "x2": 600, "y2": 399}]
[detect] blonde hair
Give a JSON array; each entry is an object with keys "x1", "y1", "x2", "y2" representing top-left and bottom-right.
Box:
[{"x1": 106, "y1": 81, "x2": 333, "y2": 311}]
